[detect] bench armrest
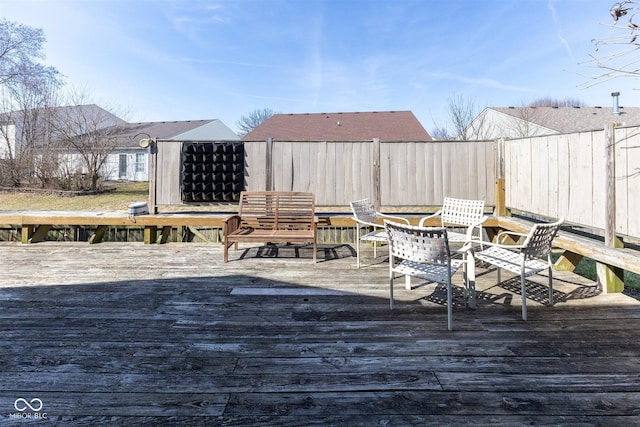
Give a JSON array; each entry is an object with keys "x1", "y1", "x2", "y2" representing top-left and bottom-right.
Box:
[{"x1": 223, "y1": 214, "x2": 241, "y2": 235}]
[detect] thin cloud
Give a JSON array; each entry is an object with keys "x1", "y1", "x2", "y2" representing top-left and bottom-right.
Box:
[
  {"x1": 425, "y1": 72, "x2": 532, "y2": 93},
  {"x1": 165, "y1": 2, "x2": 227, "y2": 41},
  {"x1": 548, "y1": 0, "x2": 573, "y2": 57}
]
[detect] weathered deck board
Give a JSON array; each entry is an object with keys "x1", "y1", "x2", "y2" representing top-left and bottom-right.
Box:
[{"x1": 1, "y1": 241, "x2": 640, "y2": 425}]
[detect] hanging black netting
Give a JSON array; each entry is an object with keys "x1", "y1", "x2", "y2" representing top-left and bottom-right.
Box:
[{"x1": 181, "y1": 142, "x2": 245, "y2": 203}]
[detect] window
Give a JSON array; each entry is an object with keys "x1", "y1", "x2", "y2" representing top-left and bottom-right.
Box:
[
  {"x1": 119, "y1": 154, "x2": 127, "y2": 179},
  {"x1": 135, "y1": 152, "x2": 146, "y2": 173}
]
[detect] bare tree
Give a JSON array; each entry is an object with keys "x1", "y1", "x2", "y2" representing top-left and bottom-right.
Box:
[
  {"x1": 447, "y1": 94, "x2": 477, "y2": 140},
  {"x1": 236, "y1": 108, "x2": 278, "y2": 137},
  {"x1": 586, "y1": 1, "x2": 640, "y2": 85},
  {"x1": 9, "y1": 77, "x2": 61, "y2": 188},
  {"x1": 0, "y1": 18, "x2": 60, "y2": 87},
  {"x1": 0, "y1": 110, "x2": 20, "y2": 186},
  {"x1": 429, "y1": 125, "x2": 452, "y2": 140},
  {"x1": 0, "y1": 18, "x2": 62, "y2": 187},
  {"x1": 504, "y1": 106, "x2": 541, "y2": 138},
  {"x1": 441, "y1": 94, "x2": 494, "y2": 140},
  {"x1": 51, "y1": 88, "x2": 127, "y2": 191},
  {"x1": 528, "y1": 97, "x2": 586, "y2": 107}
]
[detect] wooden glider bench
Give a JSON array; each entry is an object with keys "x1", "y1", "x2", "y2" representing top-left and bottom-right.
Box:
[{"x1": 223, "y1": 191, "x2": 318, "y2": 263}]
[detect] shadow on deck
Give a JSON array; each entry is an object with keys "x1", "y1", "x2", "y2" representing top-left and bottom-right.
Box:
[{"x1": 0, "y1": 242, "x2": 639, "y2": 425}]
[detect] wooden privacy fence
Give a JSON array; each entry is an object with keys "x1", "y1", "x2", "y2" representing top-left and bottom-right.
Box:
[
  {"x1": 150, "y1": 124, "x2": 638, "y2": 241},
  {"x1": 502, "y1": 124, "x2": 640, "y2": 240},
  {"x1": 152, "y1": 138, "x2": 496, "y2": 209}
]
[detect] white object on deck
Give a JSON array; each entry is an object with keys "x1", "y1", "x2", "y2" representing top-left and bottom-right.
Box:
[{"x1": 128, "y1": 202, "x2": 149, "y2": 216}]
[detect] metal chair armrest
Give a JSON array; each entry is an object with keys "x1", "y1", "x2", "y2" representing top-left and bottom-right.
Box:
[
  {"x1": 378, "y1": 212, "x2": 410, "y2": 224},
  {"x1": 469, "y1": 238, "x2": 525, "y2": 250},
  {"x1": 456, "y1": 241, "x2": 475, "y2": 255},
  {"x1": 418, "y1": 210, "x2": 442, "y2": 226},
  {"x1": 473, "y1": 216, "x2": 489, "y2": 227},
  {"x1": 463, "y1": 216, "x2": 489, "y2": 242},
  {"x1": 351, "y1": 216, "x2": 384, "y2": 229}
]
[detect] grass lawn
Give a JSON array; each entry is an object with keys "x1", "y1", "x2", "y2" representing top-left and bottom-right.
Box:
[{"x1": 0, "y1": 181, "x2": 149, "y2": 211}]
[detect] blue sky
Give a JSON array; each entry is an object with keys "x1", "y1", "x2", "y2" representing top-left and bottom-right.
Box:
[{"x1": 1, "y1": 0, "x2": 638, "y2": 135}]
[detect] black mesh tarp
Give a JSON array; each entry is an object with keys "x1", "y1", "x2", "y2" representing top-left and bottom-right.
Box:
[{"x1": 181, "y1": 142, "x2": 245, "y2": 203}]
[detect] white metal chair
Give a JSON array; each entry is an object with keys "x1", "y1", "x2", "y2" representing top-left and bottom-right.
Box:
[
  {"x1": 350, "y1": 199, "x2": 409, "y2": 268},
  {"x1": 384, "y1": 220, "x2": 471, "y2": 331},
  {"x1": 419, "y1": 197, "x2": 487, "y2": 243},
  {"x1": 470, "y1": 217, "x2": 564, "y2": 321}
]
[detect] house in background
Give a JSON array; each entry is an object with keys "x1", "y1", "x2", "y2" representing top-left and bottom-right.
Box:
[
  {"x1": 0, "y1": 119, "x2": 16, "y2": 159},
  {"x1": 0, "y1": 104, "x2": 239, "y2": 183},
  {"x1": 243, "y1": 110, "x2": 432, "y2": 141},
  {"x1": 103, "y1": 119, "x2": 239, "y2": 181},
  {"x1": 0, "y1": 104, "x2": 125, "y2": 160},
  {"x1": 467, "y1": 106, "x2": 640, "y2": 140}
]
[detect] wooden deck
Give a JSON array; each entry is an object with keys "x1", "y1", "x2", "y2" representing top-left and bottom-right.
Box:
[{"x1": 1, "y1": 241, "x2": 640, "y2": 425}]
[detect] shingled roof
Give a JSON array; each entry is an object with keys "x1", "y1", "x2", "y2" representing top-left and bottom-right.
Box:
[
  {"x1": 242, "y1": 110, "x2": 432, "y2": 141},
  {"x1": 104, "y1": 119, "x2": 239, "y2": 148},
  {"x1": 489, "y1": 106, "x2": 640, "y2": 133}
]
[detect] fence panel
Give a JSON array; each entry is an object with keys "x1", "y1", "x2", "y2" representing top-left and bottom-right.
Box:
[
  {"x1": 617, "y1": 127, "x2": 640, "y2": 237},
  {"x1": 266, "y1": 140, "x2": 376, "y2": 206},
  {"x1": 504, "y1": 126, "x2": 640, "y2": 240},
  {"x1": 155, "y1": 140, "x2": 182, "y2": 205},
  {"x1": 591, "y1": 131, "x2": 607, "y2": 231},
  {"x1": 244, "y1": 140, "x2": 267, "y2": 191},
  {"x1": 156, "y1": 139, "x2": 495, "y2": 208},
  {"x1": 380, "y1": 140, "x2": 495, "y2": 206}
]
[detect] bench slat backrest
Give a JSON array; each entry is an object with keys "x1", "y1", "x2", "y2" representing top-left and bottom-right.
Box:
[{"x1": 238, "y1": 191, "x2": 315, "y2": 230}]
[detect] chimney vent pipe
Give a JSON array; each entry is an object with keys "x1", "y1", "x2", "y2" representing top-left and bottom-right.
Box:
[{"x1": 612, "y1": 92, "x2": 621, "y2": 115}]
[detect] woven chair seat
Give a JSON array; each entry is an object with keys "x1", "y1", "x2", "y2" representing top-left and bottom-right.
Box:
[
  {"x1": 361, "y1": 230, "x2": 389, "y2": 242},
  {"x1": 475, "y1": 246, "x2": 549, "y2": 276},
  {"x1": 393, "y1": 259, "x2": 464, "y2": 283},
  {"x1": 445, "y1": 230, "x2": 469, "y2": 242}
]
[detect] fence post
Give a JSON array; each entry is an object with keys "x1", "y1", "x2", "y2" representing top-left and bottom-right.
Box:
[
  {"x1": 148, "y1": 139, "x2": 157, "y2": 214},
  {"x1": 494, "y1": 138, "x2": 506, "y2": 216},
  {"x1": 265, "y1": 137, "x2": 273, "y2": 191},
  {"x1": 597, "y1": 123, "x2": 624, "y2": 293},
  {"x1": 372, "y1": 138, "x2": 381, "y2": 211}
]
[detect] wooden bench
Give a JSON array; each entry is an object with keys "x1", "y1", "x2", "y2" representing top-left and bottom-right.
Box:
[{"x1": 223, "y1": 191, "x2": 318, "y2": 262}]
